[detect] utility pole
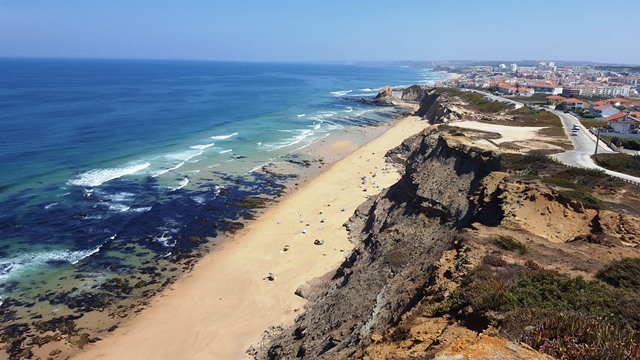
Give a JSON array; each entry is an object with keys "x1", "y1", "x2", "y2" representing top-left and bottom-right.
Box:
[{"x1": 594, "y1": 127, "x2": 600, "y2": 155}]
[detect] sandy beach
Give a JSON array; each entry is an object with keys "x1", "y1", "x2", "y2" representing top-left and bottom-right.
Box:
[{"x1": 75, "y1": 115, "x2": 429, "y2": 360}]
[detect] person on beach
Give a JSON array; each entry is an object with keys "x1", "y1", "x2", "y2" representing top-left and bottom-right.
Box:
[{"x1": 264, "y1": 272, "x2": 276, "y2": 281}]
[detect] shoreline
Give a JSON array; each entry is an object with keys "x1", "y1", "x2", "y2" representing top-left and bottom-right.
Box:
[{"x1": 70, "y1": 113, "x2": 429, "y2": 359}]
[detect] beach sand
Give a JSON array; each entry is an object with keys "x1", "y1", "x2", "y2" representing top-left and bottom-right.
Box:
[{"x1": 75, "y1": 115, "x2": 429, "y2": 360}]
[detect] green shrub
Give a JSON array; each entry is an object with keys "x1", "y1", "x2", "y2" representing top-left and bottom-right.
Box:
[
  {"x1": 515, "y1": 311, "x2": 640, "y2": 359},
  {"x1": 593, "y1": 153, "x2": 640, "y2": 177},
  {"x1": 542, "y1": 177, "x2": 579, "y2": 189},
  {"x1": 500, "y1": 152, "x2": 558, "y2": 172},
  {"x1": 565, "y1": 167, "x2": 606, "y2": 178},
  {"x1": 490, "y1": 236, "x2": 527, "y2": 255},
  {"x1": 436, "y1": 88, "x2": 511, "y2": 113},
  {"x1": 560, "y1": 189, "x2": 603, "y2": 209},
  {"x1": 597, "y1": 258, "x2": 640, "y2": 291}
]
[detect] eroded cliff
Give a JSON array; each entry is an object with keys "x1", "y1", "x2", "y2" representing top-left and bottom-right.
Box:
[
  {"x1": 255, "y1": 91, "x2": 640, "y2": 360},
  {"x1": 257, "y1": 129, "x2": 506, "y2": 359}
]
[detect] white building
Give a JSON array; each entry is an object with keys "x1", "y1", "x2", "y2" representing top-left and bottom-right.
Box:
[
  {"x1": 584, "y1": 85, "x2": 631, "y2": 97},
  {"x1": 606, "y1": 112, "x2": 639, "y2": 133}
]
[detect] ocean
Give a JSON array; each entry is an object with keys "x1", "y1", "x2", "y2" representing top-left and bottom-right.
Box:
[{"x1": 0, "y1": 59, "x2": 442, "y2": 345}]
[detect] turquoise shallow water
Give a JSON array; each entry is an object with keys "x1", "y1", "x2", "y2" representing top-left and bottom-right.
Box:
[{"x1": 0, "y1": 59, "x2": 443, "y2": 343}]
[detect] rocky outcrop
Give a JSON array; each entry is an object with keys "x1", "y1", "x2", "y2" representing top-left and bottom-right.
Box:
[
  {"x1": 400, "y1": 85, "x2": 431, "y2": 102},
  {"x1": 346, "y1": 86, "x2": 396, "y2": 106},
  {"x1": 415, "y1": 89, "x2": 477, "y2": 124},
  {"x1": 258, "y1": 131, "x2": 504, "y2": 359},
  {"x1": 375, "y1": 86, "x2": 393, "y2": 100}
]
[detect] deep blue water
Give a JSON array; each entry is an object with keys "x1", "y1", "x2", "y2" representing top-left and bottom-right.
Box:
[{"x1": 0, "y1": 59, "x2": 441, "y2": 325}]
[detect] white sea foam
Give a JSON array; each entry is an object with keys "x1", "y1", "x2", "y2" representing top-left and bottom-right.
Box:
[
  {"x1": 108, "y1": 203, "x2": 131, "y2": 212},
  {"x1": 44, "y1": 202, "x2": 58, "y2": 210},
  {"x1": 165, "y1": 150, "x2": 203, "y2": 163},
  {"x1": 170, "y1": 178, "x2": 189, "y2": 191},
  {"x1": 103, "y1": 192, "x2": 135, "y2": 202},
  {"x1": 0, "y1": 246, "x2": 103, "y2": 282},
  {"x1": 154, "y1": 233, "x2": 176, "y2": 247},
  {"x1": 190, "y1": 142, "x2": 215, "y2": 150},
  {"x1": 68, "y1": 162, "x2": 151, "y2": 187},
  {"x1": 152, "y1": 161, "x2": 185, "y2": 177},
  {"x1": 297, "y1": 114, "x2": 306, "y2": 118},
  {"x1": 130, "y1": 206, "x2": 152, "y2": 213},
  {"x1": 219, "y1": 149, "x2": 232, "y2": 154},
  {"x1": 257, "y1": 142, "x2": 262, "y2": 146},
  {"x1": 360, "y1": 88, "x2": 374, "y2": 92},
  {"x1": 210, "y1": 132, "x2": 238, "y2": 140},
  {"x1": 330, "y1": 90, "x2": 352, "y2": 96},
  {"x1": 191, "y1": 195, "x2": 206, "y2": 204},
  {"x1": 267, "y1": 129, "x2": 314, "y2": 151}
]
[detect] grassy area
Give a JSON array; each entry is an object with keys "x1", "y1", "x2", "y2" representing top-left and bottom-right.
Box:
[
  {"x1": 499, "y1": 152, "x2": 559, "y2": 172},
  {"x1": 542, "y1": 177, "x2": 579, "y2": 189},
  {"x1": 559, "y1": 188, "x2": 604, "y2": 209},
  {"x1": 597, "y1": 258, "x2": 640, "y2": 291},
  {"x1": 490, "y1": 236, "x2": 527, "y2": 254},
  {"x1": 593, "y1": 153, "x2": 640, "y2": 177},
  {"x1": 580, "y1": 119, "x2": 606, "y2": 129},
  {"x1": 504, "y1": 93, "x2": 550, "y2": 104},
  {"x1": 600, "y1": 136, "x2": 640, "y2": 151},
  {"x1": 436, "y1": 88, "x2": 512, "y2": 113}
]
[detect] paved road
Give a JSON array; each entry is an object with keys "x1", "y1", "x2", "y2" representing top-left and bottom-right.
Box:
[
  {"x1": 461, "y1": 89, "x2": 524, "y2": 109},
  {"x1": 551, "y1": 110, "x2": 640, "y2": 184},
  {"x1": 454, "y1": 89, "x2": 640, "y2": 183}
]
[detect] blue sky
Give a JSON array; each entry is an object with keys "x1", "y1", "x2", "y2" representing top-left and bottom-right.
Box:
[{"x1": 1, "y1": 0, "x2": 638, "y2": 64}]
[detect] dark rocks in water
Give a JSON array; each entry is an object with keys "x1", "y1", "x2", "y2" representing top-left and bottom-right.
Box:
[{"x1": 222, "y1": 220, "x2": 244, "y2": 234}]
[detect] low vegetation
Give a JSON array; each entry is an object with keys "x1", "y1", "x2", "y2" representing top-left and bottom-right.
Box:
[
  {"x1": 490, "y1": 235, "x2": 527, "y2": 254},
  {"x1": 560, "y1": 188, "x2": 604, "y2": 209},
  {"x1": 596, "y1": 257, "x2": 640, "y2": 291},
  {"x1": 593, "y1": 153, "x2": 640, "y2": 177},
  {"x1": 499, "y1": 152, "x2": 558, "y2": 172},
  {"x1": 580, "y1": 119, "x2": 606, "y2": 129},
  {"x1": 602, "y1": 136, "x2": 640, "y2": 151},
  {"x1": 431, "y1": 258, "x2": 640, "y2": 359},
  {"x1": 436, "y1": 88, "x2": 511, "y2": 113}
]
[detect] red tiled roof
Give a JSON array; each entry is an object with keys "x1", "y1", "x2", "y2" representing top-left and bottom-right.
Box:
[
  {"x1": 546, "y1": 95, "x2": 565, "y2": 100},
  {"x1": 607, "y1": 112, "x2": 627, "y2": 121},
  {"x1": 608, "y1": 97, "x2": 630, "y2": 103},
  {"x1": 562, "y1": 98, "x2": 582, "y2": 103}
]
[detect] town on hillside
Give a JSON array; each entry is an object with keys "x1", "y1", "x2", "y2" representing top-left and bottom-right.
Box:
[{"x1": 436, "y1": 61, "x2": 640, "y2": 139}]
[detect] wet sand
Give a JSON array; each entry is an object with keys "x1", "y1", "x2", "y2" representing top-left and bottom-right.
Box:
[{"x1": 76, "y1": 115, "x2": 429, "y2": 360}]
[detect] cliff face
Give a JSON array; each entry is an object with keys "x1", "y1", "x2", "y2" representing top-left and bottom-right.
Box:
[
  {"x1": 256, "y1": 90, "x2": 640, "y2": 360},
  {"x1": 260, "y1": 130, "x2": 504, "y2": 359},
  {"x1": 414, "y1": 89, "x2": 476, "y2": 124}
]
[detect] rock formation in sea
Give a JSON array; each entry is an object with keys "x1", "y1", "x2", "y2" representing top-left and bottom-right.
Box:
[{"x1": 345, "y1": 85, "x2": 397, "y2": 106}]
